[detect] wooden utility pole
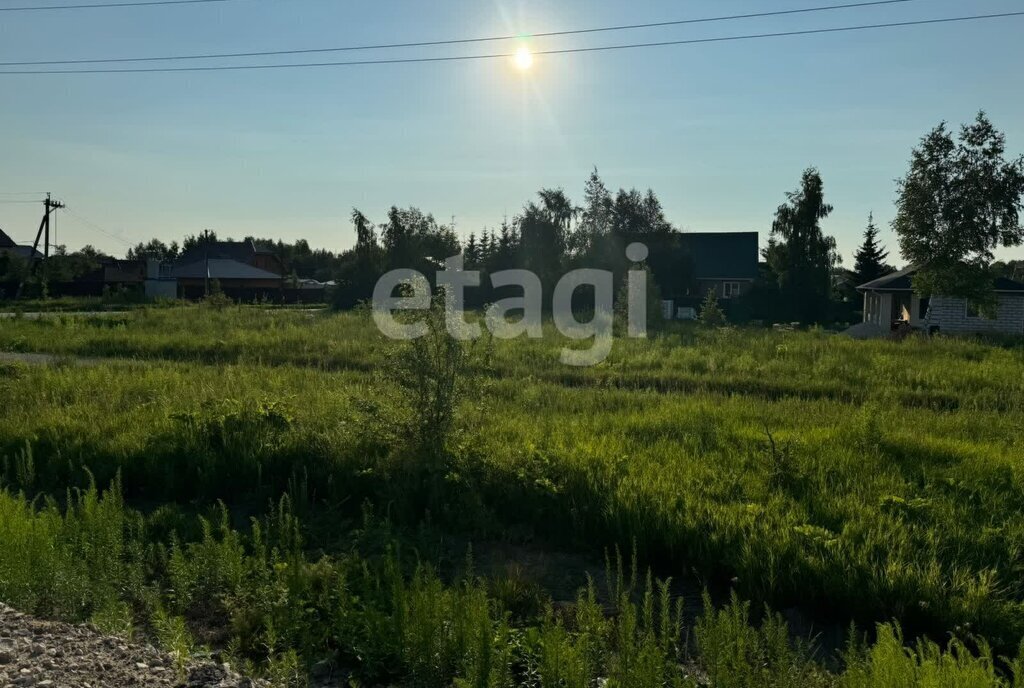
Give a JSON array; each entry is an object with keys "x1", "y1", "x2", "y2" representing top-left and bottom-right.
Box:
[
  {"x1": 31, "y1": 194, "x2": 64, "y2": 259},
  {"x1": 15, "y1": 193, "x2": 64, "y2": 298}
]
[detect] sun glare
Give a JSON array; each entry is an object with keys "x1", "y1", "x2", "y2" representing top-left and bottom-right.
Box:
[{"x1": 514, "y1": 45, "x2": 533, "y2": 71}]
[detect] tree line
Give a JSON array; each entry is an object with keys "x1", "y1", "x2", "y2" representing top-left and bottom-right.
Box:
[{"x1": 3, "y1": 112, "x2": 1021, "y2": 323}]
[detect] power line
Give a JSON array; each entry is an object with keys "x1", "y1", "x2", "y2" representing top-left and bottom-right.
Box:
[
  {"x1": 0, "y1": 0, "x2": 233, "y2": 12},
  {"x1": 63, "y1": 208, "x2": 134, "y2": 247},
  {"x1": 0, "y1": 0, "x2": 918, "y2": 66},
  {"x1": 2, "y1": 11, "x2": 1021, "y2": 75}
]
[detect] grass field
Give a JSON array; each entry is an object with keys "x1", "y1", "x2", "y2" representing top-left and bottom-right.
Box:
[{"x1": 2, "y1": 305, "x2": 1024, "y2": 686}]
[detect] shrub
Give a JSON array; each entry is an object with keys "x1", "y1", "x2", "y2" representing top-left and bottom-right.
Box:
[
  {"x1": 359, "y1": 296, "x2": 492, "y2": 495},
  {"x1": 699, "y1": 289, "x2": 727, "y2": 327}
]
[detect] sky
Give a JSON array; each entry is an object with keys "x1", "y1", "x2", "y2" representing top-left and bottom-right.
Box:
[{"x1": 2, "y1": 0, "x2": 1023, "y2": 265}]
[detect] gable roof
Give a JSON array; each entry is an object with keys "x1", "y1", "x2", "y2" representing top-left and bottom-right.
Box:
[
  {"x1": 680, "y1": 232, "x2": 759, "y2": 280},
  {"x1": 858, "y1": 267, "x2": 1024, "y2": 293},
  {"x1": 172, "y1": 258, "x2": 283, "y2": 281},
  {"x1": 857, "y1": 266, "x2": 917, "y2": 291},
  {"x1": 3, "y1": 246, "x2": 43, "y2": 260},
  {"x1": 0, "y1": 228, "x2": 42, "y2": 259}
]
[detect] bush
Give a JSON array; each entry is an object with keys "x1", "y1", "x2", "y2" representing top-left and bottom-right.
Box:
[
  {"x1": 361, "y1": 297, "x2": 491, "y2": 471},
  {"x1": 698, "y1": 289, "x2": 727, "y2": 327}
]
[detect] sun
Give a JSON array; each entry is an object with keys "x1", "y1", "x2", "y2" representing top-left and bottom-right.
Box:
[{"x1": 514, "y1": 45, "x2": 533, "y2": 71}]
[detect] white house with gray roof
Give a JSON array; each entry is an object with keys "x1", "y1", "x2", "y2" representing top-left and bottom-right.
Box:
[{"x1": 858, "y1": 267, "x2": 1024, "y2": 335}]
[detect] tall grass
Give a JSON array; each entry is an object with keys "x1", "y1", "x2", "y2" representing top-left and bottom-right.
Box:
[
  {"x1": 5, "y1": 478, "x2": 1024, "y2": 686},
  {"x1": 2, "y1": 308, "x2": 1024, "y2": 663}
]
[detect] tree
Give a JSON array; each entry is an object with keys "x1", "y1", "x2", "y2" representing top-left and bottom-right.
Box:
[
  {"x1": 381, "y1": 206, "x2": 414, "y2": 269},
  {"x1": 127, "y1": 239, "x2": 179, "y2": 262},
  {"x1": 379, "y1": 206, "x2": 459, "y2": 274},
  {"x1": 517, "y1": 203, "x2": 564, "y2": 293},
  {"x1": 893, "y1": 112, "x2": 1024, "y2": 311},
  {"x1": 333, "y1": 209, "x2": 382, "y2": 308},
  {"x1": 181, "y1": 230, "x2": 218, "y2": 252},
  {"x1": 767, "y1": 168, "x2": 839, "y2": 324},
  {"x1": 464, "y1": 232, "x2": 480, "y2": 269},
  {"x1": 352, "y1": 209, "x2": 377, "y2": 256},
  {"x1": 573, "y1": 168, "x2": 613, "y2": 257},
  {"x1": 494, "y1": 220, "x2": 518, "y2": 272},
  {"x1": 611, "y1": 188, "x2": 647, "y2": 237},
  {"x1": 698, "y1": 289, "x2": 726, "y2": 327},
  {"x1": 991, "y1": 259, "x2": 1024, "y2": 282},
  {"x1": 852, "y1": 213, "x2": 892, "y2": 285},
  {"x1": 537, "y1": 188, "x2": 578, "y2": 238}
]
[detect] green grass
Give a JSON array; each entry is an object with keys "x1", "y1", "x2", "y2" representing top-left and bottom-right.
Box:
[
  {"x1": 2, "y1": 306, "x2": 1024, "y2": 684},
  {"x1": 3, "y1": 478, "x2": 1022, "y2": 687}
]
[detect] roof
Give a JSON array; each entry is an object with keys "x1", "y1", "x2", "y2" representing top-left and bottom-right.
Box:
[
  {"x1": 857, "y1": 266, "x2": 917, "y2": 291},
  {"x1": 858, "y1": 267, "x2": 1024, "y2": 293},
  {"x1": 0, "y1": 227, "x2": 43, "y2": 259},
  {"x1": 3, "y1": 246, "x2": 43, "y2": 260},
  {"x1": 679, "y1": 232, "x2": 759, "y2": 280},
  {"x1": 172, "y1": 258, "x2": 283, "y2": 281},
  {"x1": 177, "y1": 240, "x2": 257, "y2": 265}
]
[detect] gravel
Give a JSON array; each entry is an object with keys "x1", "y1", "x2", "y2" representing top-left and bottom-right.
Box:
[{"x1": 0, "y1": 604, "x2": 268, "y2": 688}]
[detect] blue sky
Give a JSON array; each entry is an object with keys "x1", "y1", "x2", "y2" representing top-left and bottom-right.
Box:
[{"x1": 2, "y1": 0, "x2": 1023, "y2": 264}]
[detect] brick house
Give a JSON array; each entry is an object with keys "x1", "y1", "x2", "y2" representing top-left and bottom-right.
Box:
[{"x1": 858, "y1": 267, "x2": 1024, "y2": 335}]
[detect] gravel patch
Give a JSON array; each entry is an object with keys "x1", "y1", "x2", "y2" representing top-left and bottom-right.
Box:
[{"x1": 0, "y1": 604, "x2": 267, "y2": 688}]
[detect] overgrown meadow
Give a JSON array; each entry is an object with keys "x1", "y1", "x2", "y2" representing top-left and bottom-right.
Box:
[{"x1": 2, "y1": 306, "x2": 1024, "y2": 686}]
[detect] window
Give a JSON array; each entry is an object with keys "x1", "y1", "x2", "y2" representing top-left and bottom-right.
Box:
[
  {"x1": 723, "y1": 281, "x2": 742, "y2": 299},
  {"x1": 966, "y1": 301, "x2": 991, "y2": 319}
]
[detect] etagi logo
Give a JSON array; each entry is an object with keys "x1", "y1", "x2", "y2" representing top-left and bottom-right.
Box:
[{"x1": 372, "y1": 242, "x2": 650, "y2": 367}]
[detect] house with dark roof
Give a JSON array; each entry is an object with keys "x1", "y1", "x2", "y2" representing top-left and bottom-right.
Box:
[
  {"x1": 171, "y1": 239, "x2": 284, "y2": 299},
  {"x1": 0, "y1": 228, "x2": 43, "y2": 260},
  {"x1": 176, "y1": 240, "x2": 284, "y2": 277},
  {"x1": 858, "y1": 267, "x2": 1024, "y2": 335},
  {"x1": 679, "y1": 232, "x2": 760, "y2": 300},
  {"x1": 638, "y1": 231, "x2": 758, "y2": 320}
]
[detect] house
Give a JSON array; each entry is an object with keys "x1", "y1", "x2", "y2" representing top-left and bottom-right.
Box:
[
  {"x1": 171, "y1": 240, "x2": 284, "y2": 299},
  {"x1": 175, "y1": 240, "x2": 284, "y2": 277},
  {"x1": 654, "y1": 231, "x2": 759, "y2": 319},
  {"x1": 858, "y1": 267, "x2": 1024, "y2": 335},
  {"x1": 0, "y1": 228, "x2": 43, "y2": 260},
  {"x1": 679, "y1": 231, "x2": 760, "y2": 299}
]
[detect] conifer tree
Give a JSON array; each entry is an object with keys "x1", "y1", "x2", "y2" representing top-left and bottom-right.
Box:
[{"x1": 853, "y1": 213, "x2": 891, "y2": 285}]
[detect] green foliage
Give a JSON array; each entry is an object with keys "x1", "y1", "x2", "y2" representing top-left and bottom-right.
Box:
[
  {"x1": 0, "y1": 472, "x2": 142, "y2": 621},
  {"x1": 4, "y1": 475, "x2": 1024, "y2": 685},
  {"x1": 696, "y1": 592, "x2": 830, "y2": 687},
  {"x1": 152, "y1": 604, "x2": 196, "y2": 679},
  {"x1": 893, "y1": 112, "x2": 1024, "y2": 312},
  {"x1": 842, "y1": 624, "x2": 1011, "y2": 687},
  {"x1": 202, "y1": 287, "x2": 234, "y2": 309},
  {"x1": 3, "y1": 309, "x2": 1024, "y2": 674},
  {"x1": 368, "y1": 297, "x2": 491, "y2": 469},
  {"x1": 766, "y1": 168, "x2": 840, "y2": 324},
  {"x1": 852, "y1": 212, "x2": 892, "y2": 286},
  {"x1": 698, "y1": 288, "x2": 727, "y2": 327}
]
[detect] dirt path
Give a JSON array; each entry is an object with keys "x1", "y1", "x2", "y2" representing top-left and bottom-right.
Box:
[{"x1": 0, "y1": 604, "x2": 266, "y2": 688}]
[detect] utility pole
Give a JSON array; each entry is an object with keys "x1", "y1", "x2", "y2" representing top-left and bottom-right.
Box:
[
  {"x1": 34, "y1": 193, "x2": 65, "y2": 259},
  {"x1": 202, "y1": 228, "x2": 212, "y2": 296},
  {"x1": 16, "y1": 193, "x2": 64, "y2": 298}
]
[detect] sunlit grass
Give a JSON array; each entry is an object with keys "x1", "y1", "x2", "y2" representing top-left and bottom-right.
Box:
[{"x1": 2, "y1": 306, "x2": 1024, "y2": 674}]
